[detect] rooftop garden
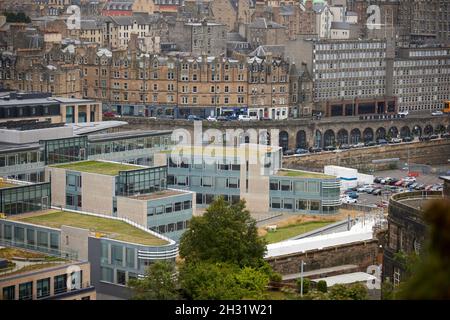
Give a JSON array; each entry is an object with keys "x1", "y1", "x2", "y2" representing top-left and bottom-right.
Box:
[
  {"x1": 15, "y1": 210, "x2": 168, "y2": 246},
  {"x1": 0, "y1": 181, "x2": 17, "y2": 189},
  {"x1": 50, "y1": 160, "x2": 141, "y2": 176},
  {"x1": 276, "y1": 169, "x2": 335, "y2": 179}
]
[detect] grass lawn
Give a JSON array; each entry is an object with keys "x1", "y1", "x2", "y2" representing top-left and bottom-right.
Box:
[
  {"x1": 17, "y1": 211, "x2": 168, "y2": 246},
  {"x1": 276, "y1": 170, "x2": 335, "y2": 179},
  {"x1": 263, "y1": 220, "x2": 335, "y2": 244},
  {"x1": 0, "y1": 263, "x2": 61, "y2": 278},
  {"x1": 261, "y1": 290, "x2": 299, "y2": 300},
  {"x1": 51, "y1": 160, "x2": 140, "y2": 176},
  {"x1": 0, "y1": 248, "x2": 49, "y2": 260}
]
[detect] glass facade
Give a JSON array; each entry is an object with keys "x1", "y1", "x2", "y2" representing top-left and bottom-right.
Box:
[
  {"x1": 36, "y1": 278, "x2": 50, "y2": 299},
  {"x1": 0, "y1": 182, "x2": 51, "y2": 215},
  {"x1": 116, "y1": 166, "x2": 167, "y2": 196},
  {"x1": 41, "y1": 136, "x2": 88, "y2": 165}
]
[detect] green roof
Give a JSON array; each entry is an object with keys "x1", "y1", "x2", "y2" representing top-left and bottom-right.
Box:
[
  {"x1": 50, "y1": 160, "x2": 141, "y2": 176},
  {"x1": 275, "y1": 169, "x2": 335, "y2": 179},
  {"x1": 14, "y1": 210, "x2": 168, "y2": 246},
  {"x1": 0, "y1": 181, "x2": 18, "y2": 189}
]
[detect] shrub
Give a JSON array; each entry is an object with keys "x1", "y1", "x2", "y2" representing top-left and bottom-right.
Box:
[
  {"x1": 317, "y1": 280, "x2": 328, "y2": 293},
  {"x1": 296, "y1": 277, "x2": 311, "y2": 294}
]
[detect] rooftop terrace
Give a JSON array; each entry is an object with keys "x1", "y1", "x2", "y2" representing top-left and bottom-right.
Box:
[
  {"x1": 0, "y1": 247, "x2": 68, "y2": 279},
  {"x1": 12, "y1": 210, "x2": 168, "y2": 246},
  {"x1": 275, "y1": 169, "x2": 335, "y2": 179},
  {"x1": 50, "y1": 160, "x2": 143, "y2": 176}
]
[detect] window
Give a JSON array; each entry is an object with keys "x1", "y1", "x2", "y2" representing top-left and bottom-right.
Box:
[
  {"x1": 183, "y1": 200, "x2": 192, "y2": 210},
  {"x1": 111, "y1": 245, "x2": 123, "y2": 266},
  {"x1": 19, "y1": 282, "x2": 33, "y2": 300},
  {"x1": 117, "y1": 270, "x2": 126, "y2": 285},
  {"x1": 280, "y1": 181, "x2": 291, "y2": 191},
  {"x1": 271, "y1": 198, "x2": 281, "y2": 209},
  {"x1": 126, "y1": 248, "x2": 135, "y2": 268},
  {"x1": 297, "y1": 200, "x2": 307, "y2": 210},
  {"x1": 310, "y1": 201, "x2": 320, "y2": 211},
  {"x1": 101, "y1": 243, "x2": 109, "y2": 264},
  {"x1": 270, "y1": 181, "x2": 279, "y2": 191},
  {"x1": 2, "y1": 286, "x2": 15, "y2": 300},
  {"x1": 37, "y1": 278, "x2": 50, "y2": 299},
  {"x1": 101, "y1": 267, "x2": 114, "y2": 283},
  {"x1": 228, "y1": 178, "x2": 239, "y2": 188},
  {"x1": 174, "y1": 202, "x2": 182, "y2": 211},
  {"x1": 37, "y1": 231, "x2": 48, "y2": 248},
  {"x1": 54, "y1": 274, "x2": 67, "y2": 294},
  {"x1": 202, "y1": 176, "x2": 212, "y2": 187}
]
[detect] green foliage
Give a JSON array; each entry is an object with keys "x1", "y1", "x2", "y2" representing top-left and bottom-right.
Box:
[
  {"x1": 179, "y1": 261, "x2": 269, "y2": 300},
  {"x1": 397, "y1": 200, "x2": 450, "y2": 300},
  {"x1": 303, "y1": 290, "x2": 330, "y2": 300},
  {"x1": 179, "y1": 197, "x2": 267, "y2": 268},
  {"x1": 317, "y1": 280, "x2": 328, "y2": 293},
  {"x1": 128, "y1": 261, "x2": 179, "y2": 300},
  {"x1": 3, "y1": 11, "x2": 31, "y2": 23},
  {"x1": 270, "y1": 272, "x2": 283, "y2": 282},
  {"x1": 328, "y1": 283, "x2": 368, "y2": 300},
  {"x1": 296, "y1": 278, "x2": 311, "y2": 294},
  {"x1": 381, "y1": 278, "x2": 396, "y2": 300}
]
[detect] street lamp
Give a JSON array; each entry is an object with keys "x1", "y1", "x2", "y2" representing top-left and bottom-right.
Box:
[{"x1": 299, "y1": 260, "x2": 306, "y2": 297}]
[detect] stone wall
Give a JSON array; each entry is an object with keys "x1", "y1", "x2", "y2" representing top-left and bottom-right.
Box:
[
  {"x1": 283, "y1": 139, "x2": 450, "y2": 171},
  {"x1": 266, "y1": 239, "x2": 380, "y2": 275}
]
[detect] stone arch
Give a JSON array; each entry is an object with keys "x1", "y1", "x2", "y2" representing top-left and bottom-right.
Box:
[
  {"x1": 323, "y1": 129, "x2": 336, "y2": 147},
  {"x1": 424, "y1": 124, "x2": 433, "y2": 135},
  {"x1": 337, "y1": 129, "x2": 349, "y2": 146},
  {"x1": 314, "y1": 130, "x2": 322, "y2": 148},
  {"x1": 412, "y1": 125, "x2": 422, "y2": 137},
  {"x1": 363, "y1": 128, "x2": 374, "y2": 142},
  {"x1": 400, "y1": 126, "x2": 411, "y2": 138},
  {"x1": 296, "y1": 130, "x2": 307, "y2": 149},
  {"x1": 350, "y1": 128, "x2": 362, "y2": 144},
  {"x1": 435, "y1": 124, "x2": 445, "y2": 134},
  {"x1": 376, "y1": 127, "x2": 386, "y2": 140},
  {"x1": 388, "y1": 126, "x2": 399, "y2": 139},
  {"x1": 279, "y1": 131, "x2": 289, "y2": 151}
]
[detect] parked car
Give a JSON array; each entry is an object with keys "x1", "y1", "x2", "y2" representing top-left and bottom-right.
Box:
[
  {"x1": 216, "y1": 116, "x2": 229, "y2": 121},
  {"x1": 295, "y1": 148, "x2": 309, "y2": 155},
  {"x1": 419, "y1": 135, "x2": 431, "y2": 141},
  {"x1": 372, "y1": 189, "x2": 382, "y2": 196},
  {"x1": 341, "y1": 196, "x2": 357, "y2": 204},
  {"x1": 374, "y1": 177, "x2": 383, "y2": 183},
  {"x1": 398, "y1": 110, "x2": 409, "y2": 116},
  {"x1": 260, "y1": 116, "x2": 271, "y2": 121},
  {"x1": 415, "y1": 184, "x2": 425, "y2": 190},
  {"x1": 206, "y1": 116, "x2": 217, "y2": 122},
  {"x1": 353, "y1": 142, "x2": 365, "y2": 148},
  {"x1": 425, "y1": 185, "x2": 433, "y2": 191},
  {"x1": 339, "y1": 144, "x2": 351, "y2": 150},
  {"x1": 347, "y1": 191, "x2": 359, "y2": 199},
  {"x1": 402, "y1": 136, "x2": 413, "y2": 142},
  {"x1": 357, "y1": 185, "x2": 373, "y2": 193},
  {"x1": 394, "y1": 180, "x2": 404, "y2": 187},
  {"x1": 283, "y1": 149, "x2": 295, "y2": 156},
  {"x1": 429, "y1": 134, "x2": 439, "y2": 140},
  {"x1": 227, "y1": 115, "x2": 239, "y2": 121},
  {"x1": 366, "y1": 187, "x2": 376, "y2": 194},
  {"x1": 440, "y1": 132, "x2": 450, "y2": 139},
  {"x1": 187, "y1": 115, "x2": 202, "y2": 121},
  {"x1": 431, "y1": 110, "x2": 444, "y2": 116},
  {"x1": 377, "y1": 139, "x2": 388, "y2": 145},
  {"x1": 390, "y1": 138, "x2": 402, "y2": 144},
  {"x1": 365, "y1": 141, "x2": 377, "y2": 147},
  {"x1": 309, "y1": 147, "x2": 322, "y2": 153},
  {"x1": 323, "y1": 145, "x2": 336, "y2": 151},
  {"x1": 238, "y1": 114, "x2": 251, "y2": 121},
  {"x1": 158, "y1": 114, "x2": 174, "y2": 120}
]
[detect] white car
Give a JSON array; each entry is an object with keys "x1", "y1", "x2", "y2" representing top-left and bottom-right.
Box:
[
  {"x1": 207, "y1": 116, "x2": 217, "y2": 122},
  {"x1": 431, "y1": 110, "x2": 444, "y2": 116},
  {"x1": 238, "y1": 115, "x2": 251, "y2": 121},
  {"x1": 341, "y1": 196, "x2": 357, "y2": 204},
  {"x1": 398, "y1": 110, "x2": 409, "y2": 116},
  {"x1": 357, "y1": 185, "x2": 374, "y2": 193}
]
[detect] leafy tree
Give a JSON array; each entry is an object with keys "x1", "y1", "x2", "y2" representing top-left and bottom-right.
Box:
[
  {"x1": 179, "y1": 261, "x2": 269, "y2": 300},
  {"x1": 3, "y1": 11, "x2": 30, "y2": 23},
  {"x1": 296, "y1": 278, "x2": 311, "y2": 294},
  {"x1": 317, "y1": 280, "x2": 328, "y2": 293},
  {"x1": 128, "y1": 260, "x2": 179, "y2": 300},
  {"x1": 179, "y1": 197, "x2": 267, "y2": 268},
  {"x1": 397, "y1": 200, "x2": 450, "y2": 299}
]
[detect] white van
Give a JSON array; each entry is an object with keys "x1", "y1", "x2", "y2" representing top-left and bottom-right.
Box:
[{"x1": 238, "y1": 115, "x2": 251, "y2": 121}]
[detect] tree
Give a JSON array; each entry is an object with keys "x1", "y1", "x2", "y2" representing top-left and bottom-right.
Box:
[
  {"x1": 296, "y1": 278, "x2": 311, "y2": 294},
  {"x1": 179, "y1": 197, "x2": 267, "y2": 268},
  {"x1": 397, "y1": 200, "x2": 450, "y2": 299},
  {"x1": 179, "y1": 261, "x2": 269, "y2": 300},
  {"x1": 317, "y1": 280, "x2": 328, "y2": 293},
  {"x1": 128, "y1": 260, "x2": 179, "y2": 300}
]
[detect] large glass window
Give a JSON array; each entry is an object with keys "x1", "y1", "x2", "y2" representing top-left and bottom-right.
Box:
[
  {"x1": 14, "y1": 226, "x2": 25, "y2": 243},
  {"x1": 297, "y1": 200, "x2": 307, "y2": 210},
  {"x1": 50, "y1": 233, "x2": 59, "y2": 250},
  {"x1": 101, "y1": 242, "x2": 109, "y2": 264},
  {"x1": 126, "y1": 248, "x2": 135, "y2": 268},
  {"x1": 37, "y1": 278, "x2": 50, "y2": 299},
  {"x1": 27, "y1": 229, "x2": 35, "y2": 245},
  {"x1": 310, "y1": 201, "x2": 320, "y2": 211},
  {"x1": 37, "y1": 231, "x2": 48, "y2": 248},
  {"x1": 54, "y1": 274, "x2": 67, "y2": 294},
  {"x1": 101, "y1": 267, "x2": 114, "y2": 283},
  {"x1": 111, "y1": 245, "x2": 123, "y2": 266},
  {"x1": 2, "y1": 285, "x2": 15, "y2": 300},
  {"x1": 19, "y1": 282, "x2": 33, "y2": 300},
  {"x1": 117, "y1": 270, "x2": 126, "y2": 285}
]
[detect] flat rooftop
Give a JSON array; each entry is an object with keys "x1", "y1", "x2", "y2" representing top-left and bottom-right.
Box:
[
  {"x1": 0, "y1": 97, "x2": 96, "y2": 107},
  {"x1": 88, "y1": 130, "x2": 172, "y2": 142},
  {"x1": 12, "y1": 210, "x2": 168, "y2": 246},
  {"x1": 128, "y1": 189, "x2": 186, "y2": 201},
  {"x1": 50, "y1": 160, "x2": 143, "y2": 176},
  {"x1": 275, "y1": 169, "x2": 335, "y2": 179},
  {"x1": 0, "y1": 247, "x2": 68, "y2": 279},
  {"x1": 0, "y1": 180, "x2": 19, "y2": 189}
]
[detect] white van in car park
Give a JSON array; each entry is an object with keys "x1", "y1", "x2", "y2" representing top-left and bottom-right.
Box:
[{"x1": 238, "y1": 114, "x2": 251, "y2": 121}]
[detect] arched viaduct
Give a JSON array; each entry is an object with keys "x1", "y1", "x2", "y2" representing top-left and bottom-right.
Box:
[{"x1": 119, "y1": 115, "x2": 450, "y2": 150}]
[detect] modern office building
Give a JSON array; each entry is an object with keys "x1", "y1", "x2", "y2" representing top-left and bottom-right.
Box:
[
  {"x1": 45, "y1": 160, "x2": 194, "y2": 241},
  {"x1": 0, "y1": 120, "x2": 172, "y2": 183},
  {"x1": 0, "y1": 92, "x2": 102, "y2": 124},
  {"x1": 393, "y1": 46, "x2": 450, "y2": 113},
  {"x1": 0, "y1": 247, "x2": 96, "y2": 300},
  {"x1": 0, "y1": 208, "x2": 178, "y2": 299},
  {"x1": 0, "y1": 178, "x2": 51, "y2": 216},
  {"x1": 163, "y1": 144, "x2": 341, "y2": 214}
]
